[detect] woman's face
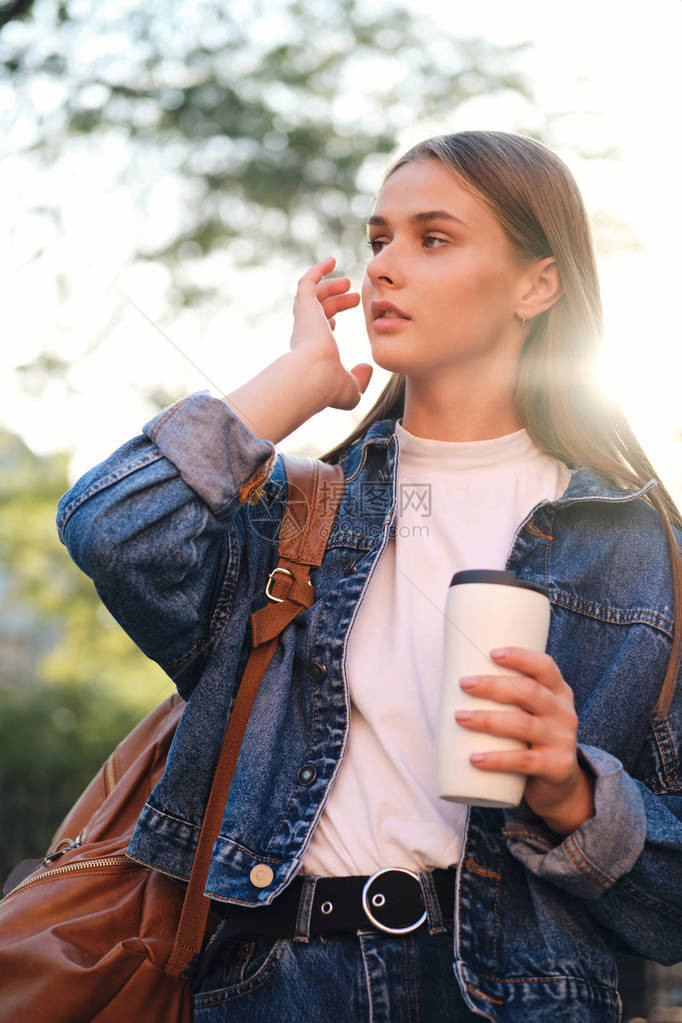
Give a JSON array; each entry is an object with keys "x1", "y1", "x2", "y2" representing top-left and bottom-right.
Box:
[{"x1": 361, "y1": 158, "x2": 531, "y2": 379}]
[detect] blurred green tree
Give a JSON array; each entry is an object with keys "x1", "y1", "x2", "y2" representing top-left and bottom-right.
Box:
[
  {"x1": 0, "y1": 427, "x2": 171, "y2": 704},
  {"x1": 0, "y1": 682, "x2": 150, "y2": 880},
  {"x1": 3, "y1": 0, "x2": 532, "y2": 372},
  {"x1": 0, "y1": 427, "x2": 173, "y2": 875}
]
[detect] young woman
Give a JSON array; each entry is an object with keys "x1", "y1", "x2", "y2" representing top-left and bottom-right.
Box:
[{"x1": 57, "y1": 131, "x2": 682, "y2": 1021}]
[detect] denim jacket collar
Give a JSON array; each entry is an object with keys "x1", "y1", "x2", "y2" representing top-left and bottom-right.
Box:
[{"x1": 358, "y1": 416, "x2": 658, "y2": 507}]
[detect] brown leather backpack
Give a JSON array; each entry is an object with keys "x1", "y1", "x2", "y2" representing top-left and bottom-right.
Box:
[{"x1": 0, "y1": 454, "x2": 344, "y2": 1023}]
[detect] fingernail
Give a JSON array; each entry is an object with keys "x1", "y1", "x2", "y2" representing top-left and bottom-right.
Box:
[
  {"x1": 459, "y1": 677, "x2": 476, "y2": 689},
  {"x1": 490, "y1": 647, "x2": 508, "y2": 658},
  {"x1": 470, "y1": 754, "x2": 485, "y2": 764},
  {"x1": 455, "y1": 711, "x2": 472, "y2": 722}
]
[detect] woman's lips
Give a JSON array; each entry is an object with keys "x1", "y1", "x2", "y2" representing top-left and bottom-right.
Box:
[
  {"x1": 372, "y1": 315, "x2": 410, "y2": 331},
  {"x1": 371, "y1": 301, "x2": 410, "y2": 330},
  {"x1": 371, "y1": 300, "x2": 409, "y2": 319}
]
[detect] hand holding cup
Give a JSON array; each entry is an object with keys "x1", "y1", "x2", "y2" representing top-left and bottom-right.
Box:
[{"x1": 436, "y1": 570, "x2": 551, "y2": 808}]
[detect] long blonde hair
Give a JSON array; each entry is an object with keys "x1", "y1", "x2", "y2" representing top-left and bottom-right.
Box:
[{"x1": 320, "y1": 131, "x2": 681, "y2": 717}]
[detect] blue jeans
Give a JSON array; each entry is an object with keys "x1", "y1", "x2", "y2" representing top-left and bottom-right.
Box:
[
  {"x1": 192, "y1": 931, "x2": 479, "y2": 1022},
  {"x1": 193, "y1": 870, "x2": 479, "y2": 1022}
]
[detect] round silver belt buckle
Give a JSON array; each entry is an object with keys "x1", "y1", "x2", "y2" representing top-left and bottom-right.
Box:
[{"x1": 361, "y1": 867, "x2": 428, "y2": 935}]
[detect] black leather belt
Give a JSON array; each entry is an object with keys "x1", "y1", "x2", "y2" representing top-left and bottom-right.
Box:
[{"x1": 212, "y1": 866, "x2": 455, "y2": 938}]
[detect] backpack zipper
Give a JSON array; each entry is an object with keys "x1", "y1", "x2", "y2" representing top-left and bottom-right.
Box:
[
  {"x1": 0, "y1": 856, "x2": 133, "y2": 905},
  {"x1": 43, "y1": 830, "x2": 86, "y2": 864}
]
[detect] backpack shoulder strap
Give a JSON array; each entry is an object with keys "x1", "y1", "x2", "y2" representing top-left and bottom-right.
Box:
[
  {"x1": 250, "y1": 455, "x2": 345, "y2": 645},
  {"x1": 167, "y1": 454, "x2": 344, "y2": 977},
  {"x1": 278, "y1": 454, "x2": 345, "y2": 567}
]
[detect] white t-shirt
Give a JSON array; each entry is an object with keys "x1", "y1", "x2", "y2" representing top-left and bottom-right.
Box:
[{"x1": 301, "y1": 421, "x2": 573, "y2": 877}]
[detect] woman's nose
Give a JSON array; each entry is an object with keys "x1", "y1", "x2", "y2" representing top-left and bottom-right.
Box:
[{"x1": 366, "y1": 243, "x2": 401, "y2": 287}]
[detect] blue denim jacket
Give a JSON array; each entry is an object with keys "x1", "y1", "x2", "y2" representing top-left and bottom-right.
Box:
[{"x1": 57, "y1": 390, "x2": 682, "y2": 1021}]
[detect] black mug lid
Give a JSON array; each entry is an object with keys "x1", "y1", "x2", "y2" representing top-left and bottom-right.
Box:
[{"x1": 449, "y1": 569, "x2": 548, "y2": 597}]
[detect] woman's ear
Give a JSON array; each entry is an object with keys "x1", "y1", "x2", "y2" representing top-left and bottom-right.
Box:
[{"x1": 517, "y1": 257, "x2": 563, "y2": 320}]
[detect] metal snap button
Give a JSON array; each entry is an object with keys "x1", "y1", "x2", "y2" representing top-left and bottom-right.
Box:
[
  {"x1": 308, "y1": 661, "x2": 327, "y2": 682},
  {"x1": 297, "y1": 763, "x2": 317, "y2": 786},
  {"x1": 249, "y1": 863, "x2": 274, "y2": 888},
  {"x1": 321, "y1": 901, "x2": 333, "y2": 915}
]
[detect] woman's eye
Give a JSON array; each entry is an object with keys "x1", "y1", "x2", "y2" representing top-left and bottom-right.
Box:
[
  {"x1": 366, "y1": 234, "x2": 446, "y2": 255},
  {"x1": 423, "y1": 235, "x2": 447, "y2": 249}
]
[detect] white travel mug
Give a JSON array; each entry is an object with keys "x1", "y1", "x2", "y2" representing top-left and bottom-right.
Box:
[{"x1": 436, "y1": 570, "x2": 551, "y2": 808}]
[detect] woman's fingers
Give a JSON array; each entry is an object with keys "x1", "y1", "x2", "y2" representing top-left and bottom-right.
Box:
[
  {"x1": 293, "y1": 257, "x2": 360, "y2": 329},
  {"x1": 490, "y1": 647, "x2": 566, "y2": 695},
  {"x1": 330, "y1": 363, "x2": 374, "y2": 410},
  {"x1": 350, "y1": 363, "x2": 373, "y2": 392},
  {"x1": 456, "y1": 675, "x2": 556, "y2": 724},
  {"x1": 457, "y1": 647, "x2": 573, "y2": 716},
  {"x1": 465, "y1": 745, "x2": 580, "y2": 788},
  {"x1": 295, "y1": 256, "x2": 337, "y2": 300},
  {"x1": 459, "y1": 673, "x2": 551, "y2": 715},
  {"x1": 295, "y1": 258, "x2": 355, "y2": 307},
  {"x1": 290, "y1": 257, "x2": 371, "y2": 411},
  {"x1": 457, "y1": 675, "x2": 577, "y2": 740},
  {"x1": 316, "y1": 275, "x2": 353, "y2": 301},
  {"x1": 454, "y1": 648, "x2": 590, "y2": 829},
  {"x1": 317, "y1": 275, "x2": 361, "y2": 322},
  {"x1": 321, "y1": 291, "x2": 361, "y2": 320},
  {"x1": 465, "y1": 748, "x2": 569, "y2": 780},
  {"x1": 454, "y1": 707, "x2": 577, "y2": 782},
  {"x1": 455, "y1": 706, "x2": 545, "y2": 744}
]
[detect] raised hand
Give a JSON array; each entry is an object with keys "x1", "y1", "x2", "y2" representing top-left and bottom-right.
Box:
[{"x1": 290, "y1": 256, "x2": 373, "y2": 411}]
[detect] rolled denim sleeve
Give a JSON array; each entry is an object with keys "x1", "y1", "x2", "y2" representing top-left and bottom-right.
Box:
[
  {"x1": 56, "y1": 391, "x2": 278, "y2": 696},
  {"x1": 503, "y1": 743, "x2": 682, "y2": 963},
  {"x1": 139, "y1": 391, "x2": 277, "y2": 516}
]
